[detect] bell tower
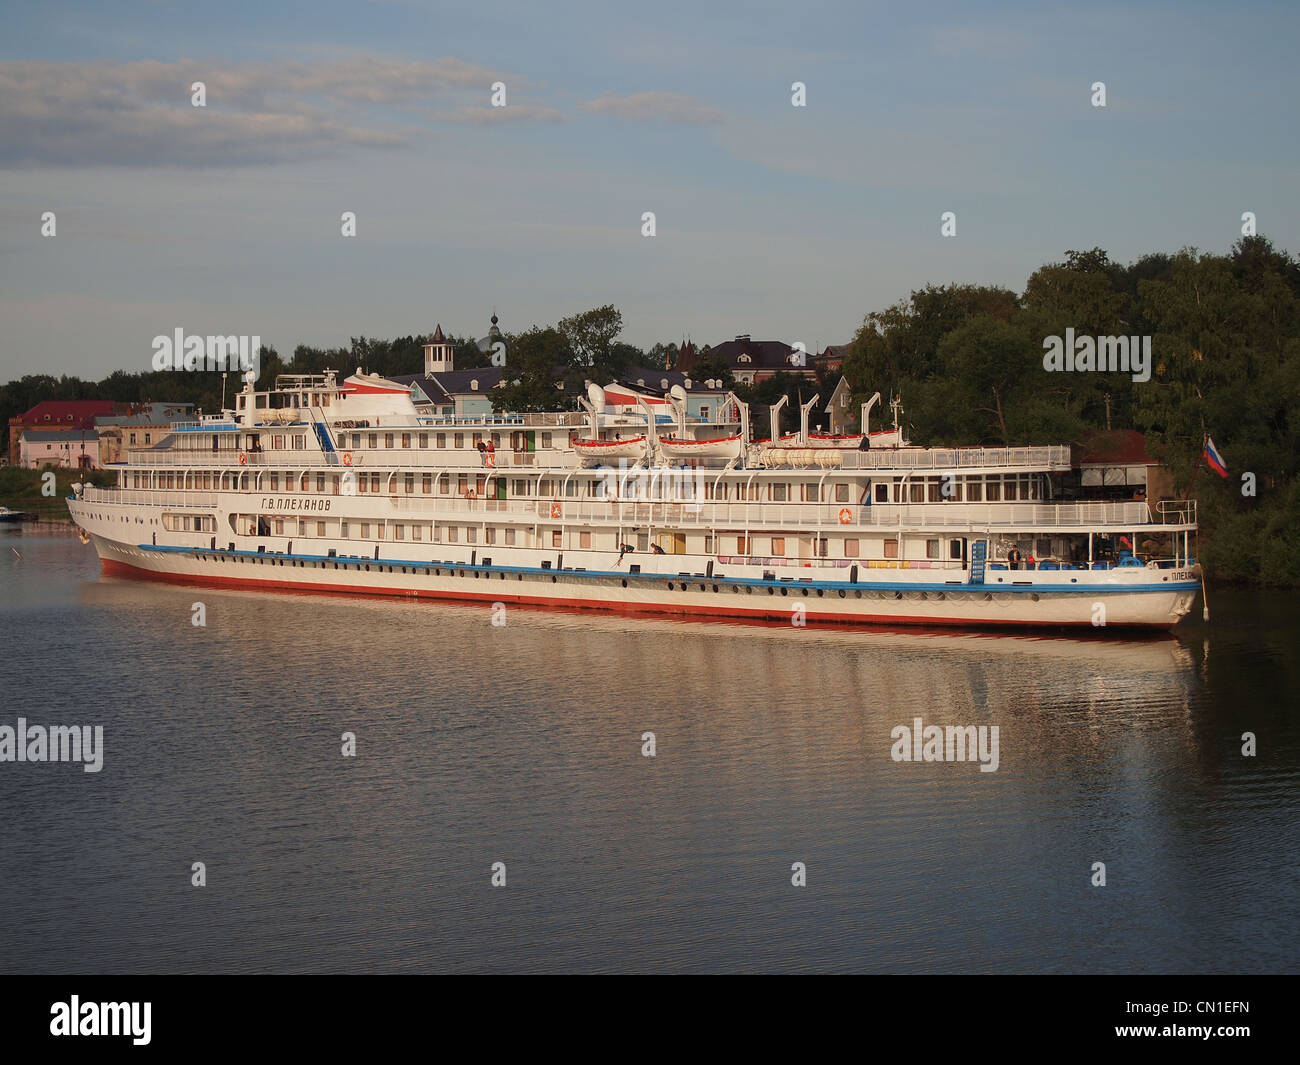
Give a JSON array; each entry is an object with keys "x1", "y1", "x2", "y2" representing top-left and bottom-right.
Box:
[{"x1": 423, "y1": 324, "x2": 453, "y2": 374}]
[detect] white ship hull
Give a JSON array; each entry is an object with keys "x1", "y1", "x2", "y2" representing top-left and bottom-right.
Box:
[{"x1": 81, "y1": 529, "x2": 1200, "y2": 630}]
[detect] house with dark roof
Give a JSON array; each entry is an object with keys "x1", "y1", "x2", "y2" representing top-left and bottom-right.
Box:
[
  {"x1": 8, "y1": 400, "x2": 122, "y2": 465},
  {"x1": 96, "y1": 403, "x2": 196, "y2": 465},
  {"x1": 19, "y1": 428, "x2": 100, "y2": 469},
  {"x1": 679, "y1": 335, "x2": 830, "y2": 385}
]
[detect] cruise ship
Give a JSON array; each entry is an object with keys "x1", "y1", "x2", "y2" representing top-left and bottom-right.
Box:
[{"x1": 67, "y1": 366, "x2": 1204, "y2": 630}]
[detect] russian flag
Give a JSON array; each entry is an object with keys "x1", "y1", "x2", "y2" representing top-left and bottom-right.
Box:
[{"x1": 1204, "y1": 436, "x2": 1228, "y2": 477}]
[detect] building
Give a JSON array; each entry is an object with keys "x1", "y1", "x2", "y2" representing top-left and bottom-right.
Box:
[
  {"x1": 8, "y1": 400, "x2": 121, "y2": 465},
  {"x1": 1074, "y1": 430, "x2": 1174, "y2": 502},
  {"x1": 96, "y1": 403, "x2": 195, "y2": 465},
  {"x1": 677, "y1": 335, "x2": 817, "y2": 385},
  {"x1": 19, "y1": 428, "x2": 99, "y2": 469}
]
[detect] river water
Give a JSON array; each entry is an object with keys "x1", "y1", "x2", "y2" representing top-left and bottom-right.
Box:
[{"x1": 1, "y1": 529, "x2": 1297, "y2": 973}]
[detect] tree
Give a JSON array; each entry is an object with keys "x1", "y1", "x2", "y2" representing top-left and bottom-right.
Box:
[{"x1": 558, "y1": 305, "x2": 625, "y2": 380}]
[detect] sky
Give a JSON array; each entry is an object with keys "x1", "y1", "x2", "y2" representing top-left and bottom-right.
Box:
[{"x1": 1, "y1": 0, "x2": 1298, "y2": 380}]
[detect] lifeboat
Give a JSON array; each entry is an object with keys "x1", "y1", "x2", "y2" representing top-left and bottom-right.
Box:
[
  {"x1": 807, "y1": 432, "x2": 864, "y2": 449},
  {"x1": 867, "y1": 428, "x2": 905, "y2": 448},
  {"x1": 658, "y1": 435, "x2": 745, "y2": 460},
  {"x1": 572, "y1": 435, "x2": 647, "y2": 460}
]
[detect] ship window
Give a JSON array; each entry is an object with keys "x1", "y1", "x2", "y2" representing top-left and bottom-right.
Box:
[
  {"x1": 737, "y1": 536, "x2": 750, "y2": 554},
  {"x1": 844, "y1": 538, "x2": 859, "y2": 557},
  {"x1": 884, "y1": 538, "x2": 899, "y2": 559},
  {"x1": 505, "y1": 528, "x2": 516, "y2": 546},
  {"x1": 966, "y1": 480, "x2": 982, "y2": 502},
  {"x1": 909, "y1": 483, "x2": 924, "y2": 503},
  {"x1": 565, "y1": 481, "x2": 577, "y2": 497},
  {"x1": 401, "y1": 433, "x2": 411, "y2": 448},
  {"x1": 436, "y1": 433, "x2": 446, "y2": 448},
  {"x1": 926, "y1": 539, "x2": 939, "y2": 559},
  {"x1": 771, "y1": 483, "x2": 787, "y2": 502},
  {"x1": 298, "y1": 520, "x2": 306, "y2": 535},
  {"x1": 874, "y1": 483, "x2": 887, "y2": 502},
  {"x1": 771, "y1": 537, "x2": 786, "y2": 556},
  {"x1": 412, "y1": 525, "x2": 423, "y2": 541},
  {"x1": 458, "y1": 473, "x2": 468, "y2": 494},
  {"x1": 475, "y1": 475, "x2": 486, "y2": 494},
  {"x1": 275, "y1": 519, "x2": 284, "y2": 535},
  {"x1": 454, "y1": 434, "x2": 464, "y2": 449},
  {"x1": 418, "y1": 433, "x2": 428, "y2": 448},
  {"x1": 341, "y1": 521, "x2": 349, "y2": 537},
  {"x1": 368, "y1": 434, "x2": 377, "y2": 448},
  {"x1": 466, "y1": 527, "x2": 476, "y2": 544},
  {"x1": 486, "y1": 527, "x2": 496, "y2": 545},
  {"x1": 358, "y1": 475, "x2": 367, "y2": 493},
  {"x1": 541, "y1": 433, "x2": 552, "y2": 448},
  {"x1": 422, "y1": 474, "x2": 432, "y2": 494},
  {"x1": 332, "y1": 476, "x2": 340, "y2": 494},
  {"x1": 985, "y1": 480, "x2": 1001, "y2": 501},
  {"x1": 395, "y1": 525, "x2": 405, "y2": 541},
  {"x1": 928, "y1": 479, "x2": 943, "y2": 502},
  {"x1": 1004, "y1": 478, "x2": 1018, "y2": 501},
  {"x1": 376, "y1": 525, "x2": 384, "y2": 539},
  {"x1": 950, "y1": 539, "x2": 963, "y2": 559},
  {"x1": 552, "y1": 531, "x2": 562, "y2": 548},
  {"x1": 361, "y1": 523, "x2": 370, "y2": 538},
  {"x1": 385, "y1": 434, "x2": 395, "y2": 449},
  {"x1": 579, "y1": 531, "x2": 591, "y2": 548},
  {"x1": 448, "y1": 527, "x2": 458, "y2": 542},
  {"x1": 836, "y1": 484, "x2": 849, "y2": 503},
  {"x1": 439, "y1": 477, "x2": 449, "y2": 495},
  {"x1": 404, "y1": 473, "x2": 415, "y2": 493},
  {"x1": 1037, "y1": 539, "x2": 1052, "y2": 557},
  {"x1": 316, "y1": 474, "x2": 325, "y2": 492},
  {"x1": 370, "y1": 474, "x2": 380, "y2": 493},
  {"x1": 317, "y1": 521, "x2": 326, "y2": 536}
]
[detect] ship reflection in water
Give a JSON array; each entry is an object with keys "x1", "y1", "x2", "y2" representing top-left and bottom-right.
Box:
[{"x1": 1, "y1": 535, "x2": 1296, "y2": 973}]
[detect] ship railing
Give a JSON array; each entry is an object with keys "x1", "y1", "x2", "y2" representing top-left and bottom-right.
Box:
[
  {"x1": 1155, "y1": 499, "x2": 1197, "y2": 525},
  {"x1": 122, "y1": 448, "x2": 575, "y2": 469},
  {"x1": 840, "y1": 445, "x2": 1073, "y2": 470},
  {"x1": 79, "y1": 486, "x2": 219, "y2": 508},
  {"x1": 383, "y1": 496, "x2": 1175, "y2": 529}
]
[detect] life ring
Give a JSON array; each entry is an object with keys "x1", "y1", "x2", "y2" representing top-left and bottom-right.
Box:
[
  {"x1": 838, "y1": 508, "x2": 852, "y2": 524},
  {"x1": 238, "y1": 452, "x2": 248, "y2": 465},
  {"x1": 550, "y1": 502, "x2": 562, "y2": 519},
  {"x1": 342, "y1": 452, "x2": 352, "y2": 466},
  {"x1": 485, "y1": 453, "x2": 496, "y2": 468}
]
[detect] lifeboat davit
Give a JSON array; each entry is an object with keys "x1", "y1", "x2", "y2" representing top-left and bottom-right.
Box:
[
  {"x1": 658, "y1": 435, "x2": 745, "y2": 460},
  {"x1": 572, "y1": 435, "x2": 647, "y2": 460}
]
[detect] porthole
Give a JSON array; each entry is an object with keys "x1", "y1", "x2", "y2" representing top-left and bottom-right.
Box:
[
  {"x1": 855, "y1": 590, "x2": 862, "y2": 599},
  {"x1": 767, "y1": 587, "x2": 775, "y2": 596},
  {"x1": 551, "y1": 575, "x2": 557, "y2": 583},
  {"x1": 816, "y1": 589, "x2": 824, "y2": 598},
  {"x1": 668, "y1": 582, "x2": 674, "y2": 590},
  {"x1": 746, "y1": 586, "x2": 753, "y2": 595},
  {"x1": 621, "y1": 579, "x2": 628, "y2": 588},
  {"x1": 712, "y1": 584, "x2": 719, "y2": 592},
  {"x1": 838, "y1": 590, "x2": 846, "y2": 599},
  {"x1": 1031, "y1": 593, "x2": 1040, "y2": 602}
]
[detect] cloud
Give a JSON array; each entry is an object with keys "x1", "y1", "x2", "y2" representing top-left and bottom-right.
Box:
[
  {"x1": 580, "y1": 91, "x2": 725, "y2": 124},
  {"x1": 0, "y1": 57, "x2": 556, "y2": 167}
]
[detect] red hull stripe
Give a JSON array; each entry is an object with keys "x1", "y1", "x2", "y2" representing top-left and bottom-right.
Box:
[{"x1": 98, "y1": 557, "x2": 1170, "y2": 629}]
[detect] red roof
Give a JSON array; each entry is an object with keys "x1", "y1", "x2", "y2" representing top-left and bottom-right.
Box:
[
  {"x1": 10, "y1": 400, "x2": 121, "y2": 429},
  {"x1": 1078, "y1": 429, "x2": 1155, "y2": 465}
]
